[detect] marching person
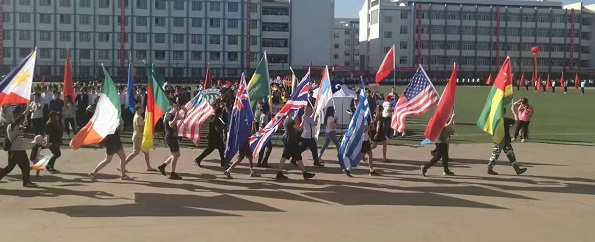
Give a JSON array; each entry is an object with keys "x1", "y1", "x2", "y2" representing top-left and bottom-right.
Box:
[
  {"x1": 194, "y1": 107, "x2": 226, "y2": 168},
  {"x1": 0, "y1": 111, "x2": 37, "y2": 187},
  {"x1": 223, "y1": 126, "x2": 261, "y2": 179},
  {"x1": 318, "y1": 106, "x2": 341, "y2": 160},
  {"x1": 291, "y1": 105, "x2": 324, "y2": 167},
  {"x1": 512, "y1": 98, "x2": 534, "y2": 142},
  {"x1": 257, "y1": 104, "x2": 272, "y2": 168},
  {"x1": 564, "y1": 80, "x2": 568, "y2": 94},
  {"x1": 487, "y1": 109, "x2": 528, "y2": 175},
  {"x1": 374, "y1": 106, "x2": 389, "y2": 163},
  {"x1": 87, "y1": 120, "x2": 131, "y2": 181},
  {"x1": 551, "y1": 80, "x2": 556, "y2": 93},
  {"x1": 421, "y1": 114, "x2": 456, "y2": 177},
  {"x1": 45, "y1": 111, "x2": 63, "y2": 173},
  {"x1": 122, "y1": 105, "x2": 157, "y2": 172},
  {"x1": 362, "y1": 121, "x2": 380, "y2": 176},
  {"x1": 581, "y1": 80, "x2": 586, "y2": 95},
  {"x1": 157, "y1": 104, "x2": 186, "y2": 180},
  {"x1": 276, "y1": 109, "x2": 316, "y2": 180}
]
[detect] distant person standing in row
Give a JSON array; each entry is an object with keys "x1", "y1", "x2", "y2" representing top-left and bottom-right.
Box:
[{"x1": 581, "y1": 80, "x2": 586, "y2": 95}]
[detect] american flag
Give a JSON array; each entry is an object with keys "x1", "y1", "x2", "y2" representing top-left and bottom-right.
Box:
[
  {"x1": 249, "y1": 68, "x2": 311, "y2": 158},
  {"x1": 391, "y1": 66, "x2": 439, "y2": 133},
  {"x1": 177, "y1": 93, "x2": 215, "y2": 146}
]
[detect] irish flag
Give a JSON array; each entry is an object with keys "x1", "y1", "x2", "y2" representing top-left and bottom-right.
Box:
[
  {"x1": 70, "y1": 65, "x2": 121, "y2": 149},
  {"x1": 141, "y1": 64, "x2": 171, "y2": 152},
  {"x1": 477, "y1": 57, "x2": 514, "y2": 147}
]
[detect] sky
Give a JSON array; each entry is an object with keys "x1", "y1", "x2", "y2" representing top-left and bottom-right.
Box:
[{"x1": 335, "y1": 0, "x2": 595, "y2": 18}]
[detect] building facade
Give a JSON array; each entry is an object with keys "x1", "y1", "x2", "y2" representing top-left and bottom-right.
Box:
[
  {"x1": 332, "y1": 18, "x2": 361, "y2": 74},
  {"x1": 0, "y1": 0, "x2": 333, "y2": 81},
  {"x1": 359, "y1": 0, "x2": 595, "y2": 80}
]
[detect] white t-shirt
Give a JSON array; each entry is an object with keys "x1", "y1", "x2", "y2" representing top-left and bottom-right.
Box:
[
  {"x1": 30, "y1": 102, "x2": 44, "y2": 119},
  {"x1": 119, "y1": 92, "x2": 127, "y2": 106},
  {"x1": 259, "y1": 113, "x2": 270, "y2": 128},
  {"x1": 325, "y1": 116, "x2": 336, "y2": 133},
  {"x1": 382, "y1": 101, "x2": 393, "y2": 118},
  {"x1": 581, "y1": 81, "x2": 585, "y2": 88},
  {"x1": 41, "y1": 92, "x2": 53, "y2": 106},
  {"x1": 300, "y1": 116, "x2": 316, "y2": 139}
]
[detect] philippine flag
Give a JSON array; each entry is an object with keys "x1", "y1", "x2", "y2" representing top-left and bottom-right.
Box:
[{"x1": 0, "y1": 49, "x2": 37, "y2": 106}]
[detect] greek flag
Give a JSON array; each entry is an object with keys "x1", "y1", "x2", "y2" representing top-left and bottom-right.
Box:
[{"x1": 338, "y1": 79, "x2": 370, "y2": 170}]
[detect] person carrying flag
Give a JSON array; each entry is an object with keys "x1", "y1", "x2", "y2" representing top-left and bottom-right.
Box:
[
  {"x1": 487, "y1": 109, "x2": 528, "y2": 175},
  {"x1": 276, "y1": 109, "x2": 316, "y2": 180},
  {"x1": 223, "y1": 126, "x2": 261, "y2": 179},
  {"x1": 422, "y1": 114, "x2": 456, "y2": 176},
  {"x1": 194, "y1": 107, "x2": 226, "y2": 168},
  {"x1": 122, "y1": 104, "x2": 157, "y2": 172},
  {"x1": 290, "y1": 105, "x2": 324, "y2": 167},
  {"x1": 257, "y1": 104, "x2": 273, "y2": 168},
  {"x1": 157, "y1": 104, "x2": 186, "y2": 180}
]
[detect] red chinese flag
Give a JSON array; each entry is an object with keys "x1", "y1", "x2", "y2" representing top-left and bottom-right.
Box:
[
  {"x1": 486, "y1": 74, "x2": 493, "y2": 85},
  {"x1": 63, "y1": 54, "x2": 75, "y2": 103},
  {"x1": 559, "y1": 73, "x2": 564, "y2": 88},
  {"x1": 375, "y1": 45, "x2": 394, "y2": 83},
  {"x1": 424, "y1": 64, "x2": 457, "y2": 142},
  {"x1": 546, "y1": 74, "x2": 551, "y2": 88},
  {"x1": 575, "y1": 72, "x2": 580, "y2": 89},
  {"x1": 537, "y1": 76, "x2": 542, "y2": 90},
  {"x1": 520, "y1": 73, "x2": 525, "y2": 87}
]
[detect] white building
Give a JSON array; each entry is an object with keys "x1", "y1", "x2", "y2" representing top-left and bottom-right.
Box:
[
  {"x1": 0, "y1": 0, "x2": 334, "y2": 81},
  {"x1": 360, "y1": 0, "x2": 595, "y2": 80},
  {"x1": 333, "y1": 18, "x2": 361, "y2": 74}
]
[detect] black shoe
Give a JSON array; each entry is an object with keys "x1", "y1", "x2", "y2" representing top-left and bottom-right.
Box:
[
  {"x1": 515, "y1": 168, "x2": 527, "y2": 175},
  {"x1": 343, "y1": 169, "x2": 353, "y2": 178},
  {"x1": 275, "y1": 172, "x2": 289, "y2": 180},
  {"x1": 157, "y1": 164, "x2": 167, "y2": 176},
  {"x1": 443, "y1": 170, "x2": 455, "y2": 176},
  {"x1": 313, "y1": 162, "x2": 325, "y2": 167},
  {"x1": 488, "y1": 169, "x2": 499, "y2": 175},
  {"x1": 430, "y1": 150, "x2": 436, "y2": 157},
  {"x1": 47, "y1": 167, "x2": 60, "y2": 174},
  {"x1": 168, "y1": 173, "x2": 182, "y2": 180},
  {"x1": 23, "y1": 182, "x2": 38, "y2": 188},
  {"x1": 302, "y1": 172, "x2": 315, "y2": 180},
  {"x1": 421, "y1": 166, "x2": 427, "y2": 177},
  {"x1": 194, "y1": 158, "x2": 202, "y2": 167},
  {"x1": 223, "y1": 170, "x2": 233, "y2": 179},
  {"x1": 369, "y1": 170, "x2": 381, "y2": 176}
]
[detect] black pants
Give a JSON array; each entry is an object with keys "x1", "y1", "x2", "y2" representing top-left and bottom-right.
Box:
[
  {"x1": 47, "y1": 144, "x2": 61, "y2": 169},
  {"x1": 64, "y1": 118, "x2": 76, "y2": 135},
  {"x1": 0, "y1": 151, "x2": 31, "y2": 185},
  {"x1": 423, "y1": 143, "x2": 450, "y2": 172},
  {"x1": 552, "y1": 87, "x2": 555, "y2": 93},
  {"x1": 31, "y1": 118, "x2": 45, "y2": 135},
  {"x1": 291, "y1": 138, "x2": 319, "y2": 164},
  {"x1": 581, "y1": 87, "x2": 585, "y2": 94},
  {"x1": 76, "y1": 109, "x2": 86, "y2": 128},
  {"x1": 525, "y1": 86, "x2": 529, "y2": 91},
  {"x1": 564, "y1": 86, "x2": 568, "y2": 93},
  {"x1": 258, "y1": 141, "x2": 272, "y2": 165},
  {"x1": 196, "y1": 141, "x2": 225, "y2": 166},
  {"x1": 514, "y1": 121, "x2": 530, "y2": 139}
]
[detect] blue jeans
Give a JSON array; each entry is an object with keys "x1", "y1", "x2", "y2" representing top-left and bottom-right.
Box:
[{"x1": 319, "y1": 131, "x2": 340, "y2": 157}]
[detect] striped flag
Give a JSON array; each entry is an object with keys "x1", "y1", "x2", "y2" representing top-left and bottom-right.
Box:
[
  {"x1": 70, "y1": 65, "x2": 121, "y2": 149},
  {"x1": 249, "y1": 68, "x2": 311, "y2": 158},
  {"x1": 477, "y1": 57, "x2": 514, "y2": 147},
  {"x1": 177, "y1": 92, "x2": 215, "y2": 146},
  {"x1": 338, "y1": 79, "x2": 370, "y2": 170},
  {"x1": 141, "y1": 64, "x2": 171, "y2": 152},
  {"x1": 391, "y1": 65, "x2": 439, "y2": 133}
]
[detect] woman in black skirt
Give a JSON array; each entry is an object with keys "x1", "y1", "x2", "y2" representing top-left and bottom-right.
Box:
[
  {"x1": 373, "y1": 106, "x2": 388, "y2": 163},
  {"x1": 87, "y1": 120, "x2": 131, "y2": 181}
]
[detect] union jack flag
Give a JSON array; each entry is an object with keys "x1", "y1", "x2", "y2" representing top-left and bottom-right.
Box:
[
  {"x1": 249, "y1": 68, "x2": 311, "y2": 158},
  {"x1": 178, "y1": 92, "x2": 215, "y2": 146}
]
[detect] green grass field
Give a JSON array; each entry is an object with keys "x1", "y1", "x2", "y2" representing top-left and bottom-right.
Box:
[{"x1": 378, "y1": 86, "x2": 595, "y2": 145}]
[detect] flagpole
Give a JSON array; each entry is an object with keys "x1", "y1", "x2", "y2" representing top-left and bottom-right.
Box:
[{"x1": 393, "y1": 45, "x2": 396, "y2": 89}]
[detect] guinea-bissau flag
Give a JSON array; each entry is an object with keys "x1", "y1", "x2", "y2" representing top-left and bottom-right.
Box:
[
  {"x1": 477, "y1": 57, "x2": 514, "y2": 147},
  {"x1": 141, "y1": 64, "x2": 171, "y2": 152}
]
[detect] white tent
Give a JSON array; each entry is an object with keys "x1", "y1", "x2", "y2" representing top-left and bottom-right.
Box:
[{"x1": 312, "y1": 84, "x2": 356, "y2": 133}]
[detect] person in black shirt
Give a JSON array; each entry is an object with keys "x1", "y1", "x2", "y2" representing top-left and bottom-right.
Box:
[
  {"x1": 194, "y1": 107, "x2": 226, "y2": 167},
  {"x1": 276, "y1": 109, "x2": 315, "y2": 180},
  {"x1": 45, "y1": 111, "x2": 63, "y2": 173},
  {"x1": 157, "y1": 104, "x2": 186, "y2": 180},
  {"x1": 487, "y1": 109, "x2": 528, "y2": 175},
  {"x1": 87, "y1": 120, "x2": 131, "y2": 181},
  {"x1": 422, "y1": 114, "x2": 456, "y2": 176},
  {"x1": 75, "y1": 87, "x2": 89, "y2": 129}
]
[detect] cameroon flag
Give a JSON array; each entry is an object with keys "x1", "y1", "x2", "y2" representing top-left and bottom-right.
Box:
[
  {"x1": 477, "y1": 57, "x2": 514, "y2": 147},
  {"x1": 141, "y1": 64, "x2": 171, "y2": 152}
]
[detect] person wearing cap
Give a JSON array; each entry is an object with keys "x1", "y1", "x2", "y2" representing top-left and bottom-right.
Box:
[
  {"x1": 45, "y1": 111, "x2": 63, "y2": 173},
  {"x1": 0, "y1": 110, "x2": 36, "y2": 187}
]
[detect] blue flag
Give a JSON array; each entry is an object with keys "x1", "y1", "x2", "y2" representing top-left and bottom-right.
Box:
[
  {"x1": 224, "y1": 73, "x2": 254, "y2": 164},
  {"x1": 127, "y1": 61, "x2": 135, "y2": 113},
  {"x1": 338, "y1": 79, "x2": 370, "y2": 170}
]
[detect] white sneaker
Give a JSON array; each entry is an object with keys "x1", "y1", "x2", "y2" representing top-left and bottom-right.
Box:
[
  {"x1": 521, "y1": 139, "x2": 525, "y2": 142},
  {"x1": 511, "y1": 138, "x2": 516, "y2": 141}
]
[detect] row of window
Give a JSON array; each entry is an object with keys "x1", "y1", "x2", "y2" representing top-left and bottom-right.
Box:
[
  {"x1": 420, "y1": 26, "x2": 581, "y2": 38},
  {"x1": 419, "y1": 10, "x2": 578, "y2": 24},
  {"x1": 5, "y1": 0, "x2": 259, "y2": 13},
  {"x1": 420, "y1": 41, "x2": 581, "y2": 52},
  {"x1": 3, "y1": 30, "x2": 261, "y2": 46},
  {"x1": 4, "y1": 13, "x2": 260, "y2": 30},
  {"x1": 2, "y1": 47, "x2": 263, "y2": 62}
]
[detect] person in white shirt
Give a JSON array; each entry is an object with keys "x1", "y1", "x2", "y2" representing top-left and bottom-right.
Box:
[
  {"x1": 290, "y1": 105, "x2": 324, "y2": 167},
  {"x1": 551, "y1": 80, "x2": 556, "y2": 93},
  {"x1": 41, "y1": 86, "x2": 53, "y2": 121},
  {"x1": 30, "y1": 93, "x2": 46, "y2": 135},
  {"x1": 581, "y1": 80, "x2": 586, "y2": 94},
  {"x1": 318, "y1": 106, "x2": 341, "y2": 159}
]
